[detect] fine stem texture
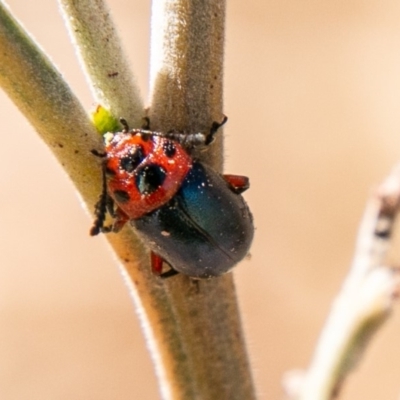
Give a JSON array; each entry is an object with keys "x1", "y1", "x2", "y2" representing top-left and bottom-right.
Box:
[
  {"x1": 0, "y1": 1, "x2": 256, "y2": 399},
  {"x1": 58, "y1": 0, "x2": 144, "y2": 127},
  {"x1": 284, "y1": 165, "x2": 400, "y2": 400},
  {"x1": 148, "y1": 1, "x2": 256, "y2": 399},
  {"x1": 150, "y1": 0, "x2": 225, "y2": 170},
  {"x1": 0, "y1": 1, "x2": 101, "y2": 206}
]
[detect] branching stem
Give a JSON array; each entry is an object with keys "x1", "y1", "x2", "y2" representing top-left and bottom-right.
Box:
[{"x1": 0, "y1": 1, "x2": 256, "y2": 399}]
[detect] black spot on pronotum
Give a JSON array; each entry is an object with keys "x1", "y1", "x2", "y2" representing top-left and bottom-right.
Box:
[
  {"x1": 163, "y1": 140, "x2": 176, "y2": 158},
  {"x1": 119, "y1": 145, "x2": 144, "y2": 173},
  {"x1": 113, "y1": 190, "x2": 130, "y2": 203},
  {"x1": 135, "y1": 164, "x2": 166, "y2": 195}
]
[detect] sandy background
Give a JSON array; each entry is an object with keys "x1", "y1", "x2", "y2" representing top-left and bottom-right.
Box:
[{"x1": 2, "y1": 0, "x2": 400, "y2": 399}]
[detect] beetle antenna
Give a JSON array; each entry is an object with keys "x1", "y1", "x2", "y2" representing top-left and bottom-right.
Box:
[
  {"x1": 90, "y1": 168, "x2": 110, "y2": 236},
  {"x1": 120, "y1": 118, "x2": 130, "y2": 132},
  {"x1": 206, "y1": 115, "x2": 228, "y2": 145},
  {"x1": 142, "y1": 117, "x2": 151, "y2": 130}
]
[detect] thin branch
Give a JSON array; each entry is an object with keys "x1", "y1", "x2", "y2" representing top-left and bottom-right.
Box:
[
  {"x1": 0, "y1": 5, "x2": 190, "y2": 400},
  {"x1": 0, "y1": 1, "x2": 256, "y2": 399},
  {"x1": 284, "y1": 164, "x2": 400, "y2": 400},
  {"x1": 58, "y1": 0, "x2": 144, "y2": 127},
  {"x1": 0, "y1": 1, "x2": 101, "y2": 205},
  {"x1": 147, "y1": 1, "x2": 256, "y2": 399},
  {"x1": 59, "y1": 0, "x2": 256, "y2": 398},
  {"x1": 150, "y1": 0, "x2": 225, "y2": 169}
]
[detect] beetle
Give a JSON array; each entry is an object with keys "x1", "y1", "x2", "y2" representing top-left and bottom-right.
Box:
[{"x1": 90, "y1": 117, "x2": 254, "y2": 278}]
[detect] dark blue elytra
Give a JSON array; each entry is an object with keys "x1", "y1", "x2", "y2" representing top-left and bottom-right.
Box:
[{"x1": 132, "y1": 162, "x2": 254, "y2": 278}]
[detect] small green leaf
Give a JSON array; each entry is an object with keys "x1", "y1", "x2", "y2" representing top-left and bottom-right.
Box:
[{"x1": 91, "y1": 104, "x2": 120, "y2": 134}]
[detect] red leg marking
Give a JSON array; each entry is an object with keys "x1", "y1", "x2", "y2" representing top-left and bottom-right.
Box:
[
  {"x1": 151, "y1": 253, "x2": 179, "y2": 278},
  {"x1": 151, "y1": 252, "x2": 164, "y2": 275},
  {"x1": 112, "y1": 207, "x2": 129, "y2": 232},
  {"x1": 223, "y1": 174, "x2": 250, "y2": 194}
]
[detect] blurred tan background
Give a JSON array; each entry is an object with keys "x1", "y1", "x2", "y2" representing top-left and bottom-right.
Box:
[{"x1": 2, "y1": 0, "x2": 400, "y2": 399}]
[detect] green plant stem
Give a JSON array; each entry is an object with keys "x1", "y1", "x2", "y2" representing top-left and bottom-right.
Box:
[
  {"x1": 148, "y1": 1, "x2": 256, "y2": 399},
  {"x1": 58, "y1": 0, "x2": 144, "y2": 127},
  {"x1": 0, "y1": 1, "x2": 101, "y2": 205},
  {"x1": 0, "y1": 5, "x2": 185, "y2": 400},
  {"x1": 150, "y1": 0, "x2": 225, "y2": 170},
  {"x1": 0, "y1": 1, "x2": 256, "y2": 399}
]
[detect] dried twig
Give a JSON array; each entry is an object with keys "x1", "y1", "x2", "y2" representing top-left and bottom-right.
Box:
[{"x1": 284, "y1": 164, "x2": 400, "y2": 400}]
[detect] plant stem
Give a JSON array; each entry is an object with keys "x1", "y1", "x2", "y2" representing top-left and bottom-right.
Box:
[
  {"x1": 58, "y1": 0, "x2": 144, "y2": 127},
  {"x1": 149, "y1": 0, "x2": 225, "y2": 170},
  {"x1": 0, "y1": 1, "x2": 101, "y2": 205},
  {"x1": 285, "y1": 165, "x2": 400, "y2": 400},
  {"x1": 0, "y1": 1, "x2": 256, "y2": 398},
  {"x1": 147, "y1": 1, "x2": 256, "y2": 399}
]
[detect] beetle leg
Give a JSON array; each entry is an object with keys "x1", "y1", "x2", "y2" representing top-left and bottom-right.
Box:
[
  {"x1": 160, "y1": 268, "x2": 179, "y2": 278},
  {"x1": 150, "y1": 252, "x2": 166, "y2": 275},
  {"x1": 106, "y1": 195, "x2": 116, "y2": 217},
  {"x1": 141, "y1": 117, "x2": 150, "y2": 130},
  {"x1": 206, "y1": 115, "x2": 228, "y2": 145},
  {"x1": 223, "y1": 174, "x2": 250, "y2": 194},
  {"x1": 119, "y1": 118, "x2": 130, "y2": 132},
  {"x1": 111, "y1": 207, "x2": 129, "y2": 232},
  {"x1": 90, "y1": 164, "x2": 129, "y2": 235},
  {"x1": 151, "y1": 252, "x2": 179, "y2": 278}
]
